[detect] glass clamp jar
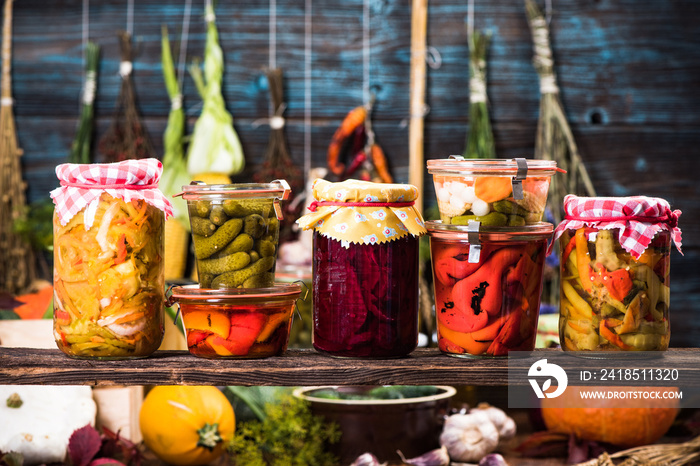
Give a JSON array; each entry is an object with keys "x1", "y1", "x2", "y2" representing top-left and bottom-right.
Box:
[
  {"x1": 553, "y1": 195, "x2": 683, "y2": 352},
  {"x1": 297, "y1": 179, "x2": 427, "y2": 358},
  {"x1": 427, "y1": 220, "x2": 553, "y2": 358},
  {"x1": 427, "y1": 157, "x2": 560, "y2": 226},
  {"x1": 50, "y1": 159, "x2": 173, "y2": 359},
  {"x1": 177, "y1": 180, "x2": 291, "y2": 289}
]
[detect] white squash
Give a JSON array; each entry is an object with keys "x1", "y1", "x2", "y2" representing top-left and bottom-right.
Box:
[{"x1": 0, "y1": 385, "x2": 97, "y2": 465}]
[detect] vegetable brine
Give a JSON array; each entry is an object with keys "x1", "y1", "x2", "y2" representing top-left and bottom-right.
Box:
[
  {"x1": 50, "y1": 159, "x2": 173, "y2": 359},
  {"x1": 296, "y1": 179, "x2": 427, "y2": 358},
  {"x1": 553, "y1": 195, "x2": 682, "y2": 352}
]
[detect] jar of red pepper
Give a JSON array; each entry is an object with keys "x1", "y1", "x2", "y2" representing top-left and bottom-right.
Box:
[
  {"x1": 553, "y1": 195, "x2": 682, "y2": 352},
  {"x1": 296, "y1": 179, "x2": 427, "y2": 358}
]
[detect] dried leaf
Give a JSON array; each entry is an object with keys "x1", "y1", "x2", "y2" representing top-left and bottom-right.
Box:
[{"x1": 68, "y1": 425, "x2": 102, "y2": 466}]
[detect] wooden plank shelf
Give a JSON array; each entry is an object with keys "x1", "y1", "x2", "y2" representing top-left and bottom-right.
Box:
[{"x1": 3, "y1": 347, "x2": 700, "y2": 387}]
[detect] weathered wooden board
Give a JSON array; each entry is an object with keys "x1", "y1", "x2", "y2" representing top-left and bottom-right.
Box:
[
  {"x1": 4, "y1": 0, "x2": 700, "y2": 341},
  {"x1": 3, "y1": 347, "x2": 700, "y2": 387}
]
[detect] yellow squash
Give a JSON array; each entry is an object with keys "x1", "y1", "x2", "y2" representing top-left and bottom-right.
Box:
[{"x1": 140, "y1": 386, "x2": 235, "y2": 466}]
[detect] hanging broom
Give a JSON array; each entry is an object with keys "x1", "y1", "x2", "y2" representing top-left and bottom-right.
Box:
[
  {"x1": 0, "y1": 0, "x2": 36, "y2": 294},
  {"x1": 525, "y1": 0, "x2": 596, "y2": 225},
  {"x1": 99, "y1": 31, "x2": 155, "y2": 161},
  {"x1": 254, "y1": 68, "x2": 304, "y2": 242}
]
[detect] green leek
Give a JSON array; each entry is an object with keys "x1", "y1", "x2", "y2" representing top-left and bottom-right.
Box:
[
  {"x1": 186, "y1": 2, "x2": 244, "y2": 176},
  {"x1": 159, "y1": 25, "x2": 191, "y2": 229}
]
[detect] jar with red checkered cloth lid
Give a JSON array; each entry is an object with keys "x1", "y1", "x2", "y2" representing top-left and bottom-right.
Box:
[
  {"x1": 50, "y1": 158, "x2": 172, "y2": 359},
  {"x1": 553, "y1": 195, "x2": 682, "y2": 352}
]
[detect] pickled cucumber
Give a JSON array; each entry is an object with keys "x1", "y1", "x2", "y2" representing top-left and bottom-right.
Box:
[
  {"x1": 192, "y1": 218, "x2": 244, "y2": 259},
  {"x1": 248, "y1": 250, "x2": 261, "y2": 263},
  {"x1": 191, "y1": 200, "x2": 212, "y2": 218},
  {"x1": 451, "y1": 211, "x2": 508, "y2": 227},
  {"x1": 241, "y1": 272, "x2": 274, "y2": 288},
  {"x1": 213, "y1": 233, "x2": 254, "y2": 258},
  {"x1": 190, "y1": 216, "x2": 217, "y2": 237},
  {"x1": 222, "y1": 199, "x2": 273, "y2": 218},
  {"x1": 198, "y1": 251, "x2": 251, "y2": 276},
  {"x1": 211, "y1": 256, "x2": 275, "y2": 288},
  {"x1": 199, "y1": 273, "x2": 215, "y2": 289},
  {"x1": 255, "y1": 239, "x2": 276, "y2": 257},
  {"x1": 506, "y1": 215, "x2": 526, "y2": 226},
  {"x1": 493, "y1": 199, "x2": 529, "y2": 217},
  {"x1": 244, "y1": 214, "x2": 267, "y2": 239},
  {"x1": 209, "y1": 206, "x2": 229, "y2": 226}
]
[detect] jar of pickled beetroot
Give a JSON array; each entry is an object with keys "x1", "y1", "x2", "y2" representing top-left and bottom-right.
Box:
[
  {"x1": 167, "y1": 283, "x2": 302, "y2": 359},
  {"x1": 553, "y1": 195, "x2": 682, "y2": 352},
  {"x1": 50, "y1": 159, "x2": 173, "y2": 359},
  {"x1": 296, "y1": 179, "x2": 427, "y2": 358},
  {"x1": 427, "y1": 221, "x2": 553, "y2": 358}
]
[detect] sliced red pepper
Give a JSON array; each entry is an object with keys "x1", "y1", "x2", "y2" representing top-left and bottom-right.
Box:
[
  {"x1": 599, "y1": 321, "x2": 632, "y2": 350},
  {"x1": 593, "y1": 263, "x2": 633, "y2": 302},
  {"x1": 561, "y1": 234, "x2": 577, "y2": 264},
  {"x1": 114, "y1": 234, "x2": 128, "y2": 264}
]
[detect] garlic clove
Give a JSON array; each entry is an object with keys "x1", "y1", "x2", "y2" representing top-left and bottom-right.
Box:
[
  {"x1": 350, "y1": 452, "x2": 387, "y2": 466},
  {"x1": 396, "y1": 445, "x2": 450, "y2": 466},
  {"x1": 478, "y1": 453, "x2": 509, "y2": 466},
  {"x1": 440, "y1": 412, "x2": 500, "y2": 463}
]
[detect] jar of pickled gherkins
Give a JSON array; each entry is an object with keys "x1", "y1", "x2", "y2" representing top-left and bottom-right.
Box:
[
  {"x1": 179, "y1": 180, "x2": 291, "y2": 289},
  {"x1": 296, "y1": 179, "x2": 427, "y2": 358},
  {"x1": 50, "y1": 159, "x2": 173, "y2": 359},
  {"x1": 553, "y1": 195, "x2": 683, "y2": 352}
]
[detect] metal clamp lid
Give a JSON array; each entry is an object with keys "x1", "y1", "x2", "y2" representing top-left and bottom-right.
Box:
[
  {"x1": 512, "y1": 158, "x2": 528, "y2": 200},
  {"x1": 467, "y1": 220, "x2": 482, "y2": 263}
]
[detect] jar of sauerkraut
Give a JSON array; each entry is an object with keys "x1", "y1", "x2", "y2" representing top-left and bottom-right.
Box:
[
  {"x1": 553, "y1": 195, "x2": 682, "y2": 352},
  {"x1": 296, "y1": 179, "x2": 427, "y2": 358},
  {"x1": 50, "y1": 159, "x2": 173, "y2": 359}
]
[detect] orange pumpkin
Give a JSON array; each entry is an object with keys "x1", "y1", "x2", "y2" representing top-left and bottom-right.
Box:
[
  {"x1": 140, "y1": 386, "x2": 235, "y2": 466},
  {"x1": 541, "y1": 386, "x2": 680, "y2": 448}
]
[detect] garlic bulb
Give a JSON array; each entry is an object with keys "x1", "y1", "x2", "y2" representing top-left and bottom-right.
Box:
[
  {"x1": 440, "y1": 411, "x2": 499, "y2": 462},
  {"x1": 397, "y1": 445, "x2": 450, "y2": 466},
  {"x1": 470, "y1": 403, "x2": 517, "y2": 441}
]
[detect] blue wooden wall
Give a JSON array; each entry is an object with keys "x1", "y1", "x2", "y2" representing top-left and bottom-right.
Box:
[{"x1": 7, "y1": 1, "x2": 700, "y2": 344}]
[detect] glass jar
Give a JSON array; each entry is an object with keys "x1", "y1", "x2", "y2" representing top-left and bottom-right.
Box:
[
  {"x1": 427, "y1": 221, "x2": 553, "y2": 358},
  {"x1": 297, "y1": 179, "x2": 427, "y2": 358},
  {"x1": 179, "y1": 180, "x2": 290, "y2": 289},
  {"x1": 167, "y1": 283, "x2": 302, "y2": 359},
  {"x1": 554, "y1": 195, "x2": 682, "y2": 352},
  {"x1": 427, "y1": 157, "x2": 559, "y2": 225},
  {"x1": 50, "y1": 159, "x2": 173, "y2": 359}
]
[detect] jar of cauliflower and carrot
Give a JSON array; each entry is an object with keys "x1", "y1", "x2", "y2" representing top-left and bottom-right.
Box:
[
  {"x1": 50, "y1": 159, "x2": 173, "y2": 359},
  {"x1": 554, "y1": 195, "x2": 682, "y2": 352}
]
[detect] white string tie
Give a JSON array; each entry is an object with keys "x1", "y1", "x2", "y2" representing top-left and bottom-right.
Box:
[
  {"x1": 171, "y1": 93, "x2": 183, "y2": 111},
  {"x1": 205, "y1": 11, "x2": 215, "y2": 23},
  {"x1": 532, "y1": 17, "x2": 553, "y2": 69},
  {"x1": 469, "y1": 68, "x2": 487, "y2": 103},
  {"x1": 83, "y1": 70, "x2": 97, "y2": 104},
  {"x1": 1, "y1": 97, "x2": 13, "y2": 107},
  {"x1": 539, "y1": 74, "x2": 559, "y2": 95},
  {"x1": 119, "y1": 61, "x2": 133, "y2": 78}
]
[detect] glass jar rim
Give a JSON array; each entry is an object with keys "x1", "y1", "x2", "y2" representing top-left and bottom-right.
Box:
[
  {"x1": 169, "y1": 283, "x2": 302, "y2": 302},
  {"x1": 178, "y1": 180, "x2": 291, "y2": 201},
  {"x1": 426, "y1": 220, "x2": 553, "y2": 241},
  {"x1": 427, "y1": 157, "x2": 558, "y2": 176}
]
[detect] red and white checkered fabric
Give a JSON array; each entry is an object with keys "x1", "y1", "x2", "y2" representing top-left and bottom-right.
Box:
[
  {"x1": 551, "y1": 194, "x2": 682, "y2": 259},
  {"x1": 50, "y1": 158, "x2": 173, "y2": 227}
]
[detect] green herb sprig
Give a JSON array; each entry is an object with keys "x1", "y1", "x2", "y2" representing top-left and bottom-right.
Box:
[
  {"x1": 228, "y1": 393, "x2": 340, "y2": 466},
  {"x1": 464, "y1": 29, "x2": 496, "y2": 159}
]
